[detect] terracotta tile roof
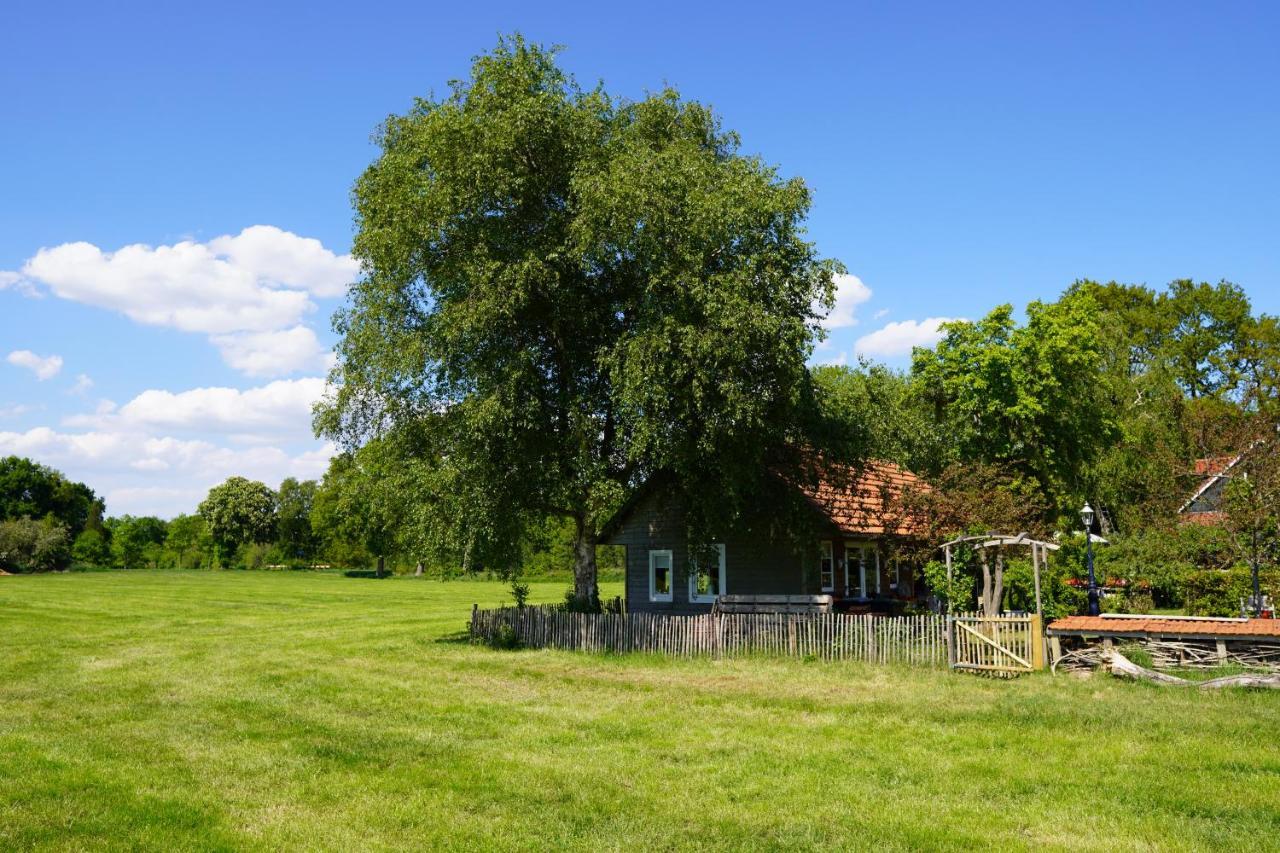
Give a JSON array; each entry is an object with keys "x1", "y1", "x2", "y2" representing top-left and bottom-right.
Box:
[
  {"x1": 797, "y1": 459, "x2": 927, "y2": 537},
  {"x1": 1179, "y1": 511, "x2": 1226, "y2": 526},
  {"x1": 1193, "y1": 455, "x2": 1236, "y2": 477},
  {"x1": 1049, "y1": 615, "x2": 1280, "y2": 639}
]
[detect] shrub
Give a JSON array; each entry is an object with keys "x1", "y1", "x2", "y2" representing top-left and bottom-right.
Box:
[
  {"x1": 487, "y1": 623, "x2": 521, "y2": 650},
  {"x1": 510, "y1": 579, "x2": 530, "y2": 608},
  {"x1": 1182, "y1": 567, "x2": 1280, "y2": 616},
  {"x1": 0, "y1": 517, "x2": 71, "y2": 572}
]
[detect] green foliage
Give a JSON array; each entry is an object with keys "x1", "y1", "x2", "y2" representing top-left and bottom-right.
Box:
[
  {"x1": 198, "y1": 477, "x2": 277, "y2": 564},
  {"x1": 921, "y1": 559, "x2": 968, "y2": 612},
  {"x1": 319, "y1": 34, "x2": 848, "y2": 603},
  {"x1": 162, "y1": 514, "x2": 215, "y2": 570},
  {"x1": 0, "y1": 456, "x2": 99, "y2": 538},
  {"x1": 276, "y1": 478, "x2": 319, "y2": 561},
  {"x1": 810, "y1": 361, "x2": 945, "y2": 473},
  {"x1": 0, "y1": 516, "x2": 71, "y2": 572},
  {"x1": 912, "y1": 293, "x2": 1119, "y2": 518},
  {"x1": 71, "y1": 528, "x2": 111, "y2": 567},
  {"x1": 509, "y1": 579, "x2": 530, "y2": 608},
  {"x1": 1182, "y1": 567, "x2": 1280, "y2": 617},
  {"x1": 105, "y1": 515, "x2": 168, "y2": 570}
]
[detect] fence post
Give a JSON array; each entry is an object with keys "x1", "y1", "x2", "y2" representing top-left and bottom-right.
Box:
[
  {"x1": 1031, "y1": 614, "x2": 1046, "y2": 670},
  {"x1": 946, "y1": 615, "x2": 956, "y2": 669}
]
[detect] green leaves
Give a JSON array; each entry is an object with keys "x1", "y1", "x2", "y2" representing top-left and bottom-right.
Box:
[
  {"x1": 912, "y1": 292, "x2": 1118, "y2": 516},
  {"x1": 320, "y1": 35, "x2": 840, "y2": 588},
  {"x1": 197, "y1": 477, "x2": 277, "y2": 562}
]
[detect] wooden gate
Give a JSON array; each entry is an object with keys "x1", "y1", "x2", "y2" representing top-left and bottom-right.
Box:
[{"x1": 949, "y1": 614, "x2": 1045, "y2": 675}]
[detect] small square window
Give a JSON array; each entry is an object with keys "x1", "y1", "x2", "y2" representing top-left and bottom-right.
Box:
[{"x1": 649, "y1": 550, "x2": 673, "y2": 602}]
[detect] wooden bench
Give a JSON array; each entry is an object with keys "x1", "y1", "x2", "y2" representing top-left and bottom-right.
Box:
[{"x1": 713, "y1": 594, "x2": 834, "y2": 615}]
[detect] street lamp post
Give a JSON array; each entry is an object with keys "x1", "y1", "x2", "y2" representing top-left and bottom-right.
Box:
[{"x1": 1081, "y1": 502, "x2": 1100, "y2": 617}]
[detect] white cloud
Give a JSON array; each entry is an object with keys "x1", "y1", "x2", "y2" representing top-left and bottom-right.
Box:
[
  {"x1": 815, "y1": 351, "x2": 848, "y2": 367},
  {"x1": 0, "y1": 425, "x2": 337, "y2": 517},
  {"x1": 819, "y1": 273, "x2": 873, "y2": 329},
  {"x1": 15, "y1": 226, "x2": 356, "y2": 377},
  {"x1": 0, "y1": 403, "x2": 36, "y2": 418},
  {"x1": 0, "y1": 270, "x2": 39, "y2": 297},
  {"x1": 7, "y1": 350, "x2": 64, "y2": 380},
  {"x1": 69, "y1": 373, "x2": 94, "y2": 395},
  {"x1": 873, "y1": 308, "x2": 890, "y2": 320},
  {"x1": 70, "y1": 377, "x2": 329, "y2": 433},
  {"x1": 207, "y1": 226, "x2": 357, "y2": 299},
  {"x1": 854, "y1": 317, "x2": 963, "y2": 358},
  {"x1": 211, "y1": 326, "x2": 328, "y2": 378}
]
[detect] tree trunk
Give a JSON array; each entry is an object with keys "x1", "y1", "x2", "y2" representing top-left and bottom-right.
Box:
[
  {"x1": 376, "y1": 554, "x2": 386, "y2": 579},
  {"x1": 414, "y1": 560, "x2": 424, "y2": 577},
  {"x1": 571, "y1": 516, "x2": 599, "y2": 610},
  {"x1": 979, "y1": 550, "x2": 993, "y2": 617},
  {"x1": 991, "y1": 549, "x2": 1005, "y2": 617}
]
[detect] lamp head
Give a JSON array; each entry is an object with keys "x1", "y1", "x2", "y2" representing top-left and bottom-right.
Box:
[{"x1": 1080, "y1": 502, "x2": 1095, "y2": 531}]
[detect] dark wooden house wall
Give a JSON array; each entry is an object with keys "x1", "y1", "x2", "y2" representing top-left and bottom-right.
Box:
[{"x1": 603, "y1": 487, "x2": 814, "y2": 613}]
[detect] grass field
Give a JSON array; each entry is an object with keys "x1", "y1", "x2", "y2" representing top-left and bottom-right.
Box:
[{"x1": 2, "y1": 572, "x2": 1278, "y2": 851}]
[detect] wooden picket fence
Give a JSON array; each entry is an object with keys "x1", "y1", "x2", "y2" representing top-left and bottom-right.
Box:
[{"x1": 469, "y1": 604, "x2": 952, "y2": 667}]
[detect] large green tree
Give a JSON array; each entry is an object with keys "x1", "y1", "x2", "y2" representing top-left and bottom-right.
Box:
[
  {"x1": 318, "y1": 36, "x2": 845, "y2": 604},
  {"x1": 197, "y1": 478, "x2": 277, "y2": 565},
  {"x1": 912, "y1": 293, "x2": 1119, "y2": 518}
]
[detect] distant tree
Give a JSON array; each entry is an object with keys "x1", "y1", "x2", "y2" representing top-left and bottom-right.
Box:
[
  {"x1": 164, "y1": 514, "x2": 213, "y2": 569},
  {"x1": 1157, "y1": 279, "x2": 1253, "y2": 400},
  {"x1": 912, "y1": 294, "x2": 1119, "y2": 519},
  {"x1": 311, "y1": 450, "x2": 403, "y2": 577},
  {"x1": 0, "y1": 516, "x2": 71, "y2": 572},
  {"x1": 0, "y1": 456, "x2": 98, "y2": 537},
  {"x1": 810, "y1": 361, "x2": 945, "y2": 474},
  {"x1": 71, "y1": 528, "x2": 111, "y2": 566},
  {"x1": 197, "y1": 478, "x2": 277, "y2": 566},
  {"x1": 275, "y1": 478, "x2": 319, "y2": 561},
  {"x1": 319, "y1": 36, "x2": 847, "y2": 606},
  {"x1": 106, "y1": 516, "x2": 168, "y2": 569}
]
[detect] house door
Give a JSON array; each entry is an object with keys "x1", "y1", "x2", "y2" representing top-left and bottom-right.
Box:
[{"x1": 845, "y1": 543, "x2": 879, "y2": 598}]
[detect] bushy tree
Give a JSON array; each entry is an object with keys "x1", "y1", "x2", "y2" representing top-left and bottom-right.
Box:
[
  {"x1": 0, "y1": 456, "x2": 99, "y2": 537},
  {"x1": 71, "y1": 528, "x2": 112, "y2": 567},
  {"x1": 0, "y1": 517, "x2": 71, "y2": 572},
  {"x1": 105, "y1": 516, "x2": 168, "y2": 569},
  {"x1": 197, "y1": 478, "x2": 277, "y2": 565},
  {"x1": 276, "y1": 478, "x2": 319, "y2": 562},
  {"x1": 319, "y1": 36, "x2": 847, "y2": 604},
  {"x1": 163, "y1": 514, "x2": 214, "y2": 569},
  {"x1": 912, "y1": 294, "x2": 1120, "y2": 520}
]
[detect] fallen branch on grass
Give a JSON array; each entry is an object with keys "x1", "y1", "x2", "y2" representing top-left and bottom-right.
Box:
[{"x1": 1108, "y1": 651, "x2": 1280, "y2": 689}]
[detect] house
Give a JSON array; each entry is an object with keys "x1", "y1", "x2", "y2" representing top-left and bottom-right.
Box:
[
  {"x1": 599, "y1": 460, "x2": 929, "y2": 613},
  {"x1": 1179, "y1": 452, "x2": 1248, "y2": 525}
]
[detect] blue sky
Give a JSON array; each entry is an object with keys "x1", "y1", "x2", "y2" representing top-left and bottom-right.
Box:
[{"x1": 2, "y1": 1, "x2": 1278, "y2": 516}]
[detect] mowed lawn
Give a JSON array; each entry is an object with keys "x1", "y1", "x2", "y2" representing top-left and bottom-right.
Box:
[{"x1": 2, "y1": 573, "x2": 1278, "y2": 852}]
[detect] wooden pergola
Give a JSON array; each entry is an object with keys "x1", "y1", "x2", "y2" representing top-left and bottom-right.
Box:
[{"x1": 942, "y1": 532, "x2": 1059, "y2": 617}]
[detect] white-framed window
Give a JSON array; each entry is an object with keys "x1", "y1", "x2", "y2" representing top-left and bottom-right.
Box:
[
  {"x1": 689, "y1": 544, "x2": 726, "y2": 603},
  {"x1": 891, "y1": 557, "x2": 902, "y2": 590},
  {"x1": 649, "y1": 550, "x2": 673, "y2": 602},
  {"x1": 819, "y1": 541, "x2": 834, "y2": 592}
]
